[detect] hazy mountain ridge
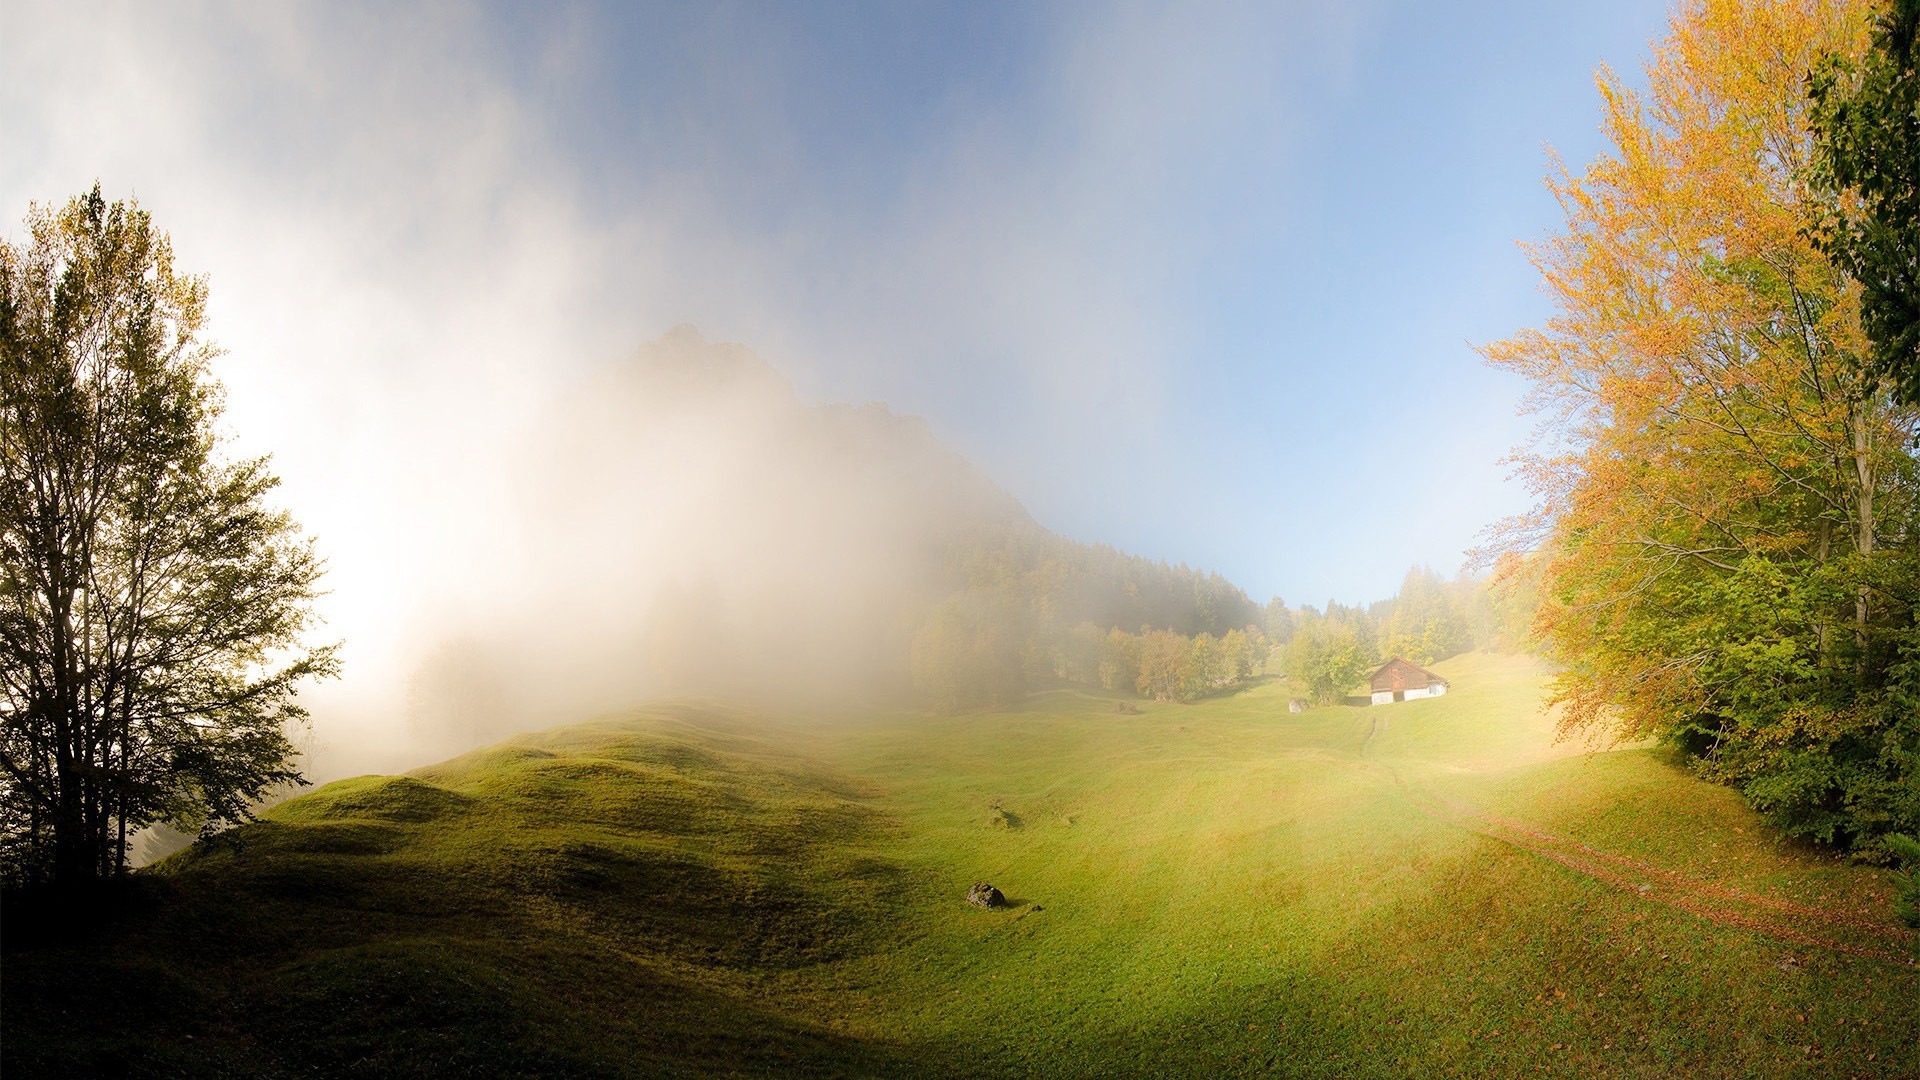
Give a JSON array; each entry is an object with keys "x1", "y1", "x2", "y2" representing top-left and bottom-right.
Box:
[{"x1": 406, "y1": 327, "x2": 1257, "y2": 750}]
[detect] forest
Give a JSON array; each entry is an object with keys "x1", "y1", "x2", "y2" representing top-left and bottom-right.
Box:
[
  {"x1": 1483, "y1": 0, "x2": 1918, "y2": 859},
  {"x1": 911, "y1": 542, "x2": 1528, "y2": 710}
]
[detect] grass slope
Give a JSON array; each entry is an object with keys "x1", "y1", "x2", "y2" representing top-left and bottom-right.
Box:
[{"x1": 6, "y1": 654, "x2": 1916, "y2": 1077}]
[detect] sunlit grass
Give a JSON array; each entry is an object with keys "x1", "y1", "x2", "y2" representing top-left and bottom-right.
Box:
[{"x1": 5, "y1": 654, "x2": 1914, "y2": 1077}]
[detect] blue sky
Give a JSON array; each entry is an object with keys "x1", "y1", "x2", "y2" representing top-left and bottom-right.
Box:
[
  {"x1": 4, "y1": 1, "x2": 1672, "y2": 628},
  {"x1": 463, "y1": 0, "x2": 1673, "y2": 606}
]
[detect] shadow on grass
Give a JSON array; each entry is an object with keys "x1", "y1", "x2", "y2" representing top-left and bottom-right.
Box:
[
  {"x1": 1179, "y1": 676, "x2": 1285, "y2": 704},
  {"x1": 1, "y1": 714, "x2": 932, "y2": 1080}
]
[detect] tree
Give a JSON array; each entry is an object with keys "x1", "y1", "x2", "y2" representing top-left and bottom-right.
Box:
[
  {"x1": 1062, "y1": 621, "x2": 1106, "y2": 686},
  {"x1": 0, "y1": 188, "x2": 337, "y2": 888},
  {"x1": 1183, "y1": 633, "x2": 1220, "y2": 699},
  {"x1": 1263, "y1": 597, "x2": 1293, "y2": 645},
  {"x1": 910, "y1": 585, "x2": 1029, "y2": 711},
  {"x1": 910, "y1": 600, "x2": 973, "y2": 711},
  {"x1": 1220, "y1": 627, "x2": 1258, "y2": 682},
  {"x1": 1809, "y1": 0, "x2": 1920, "y2": 404},
  {"x1": 1098, "y1": 626, "x2": 1137, "y2": 692},
  {"x1": 1382, "y1": 565, "x2": 1471, "y2": 666},
  {"x1": 1483, "y1": 1, "x2": 1920, "y2": 852},
  {"x1": 1286, "y1": 618, "x2": 1372, "y2": 705},
  {"x1": 1135, "y1": 629, "x2": 1189, "y2": 701},
  {"x1": 1480, "y1": 553, "x2": 1543, "y2": 654}
]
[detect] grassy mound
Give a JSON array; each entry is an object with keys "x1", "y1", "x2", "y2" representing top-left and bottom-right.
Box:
[
  {"x1": 6, "y1": 656, "x2": 1916, "y2": 1077},
  {"x1": 2, "y1": 706, "x2": 914, "y2": 1078}
]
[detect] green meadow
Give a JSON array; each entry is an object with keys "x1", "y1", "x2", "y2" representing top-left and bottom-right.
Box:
[{"x1": 7, "y1": 653, "x2": 1915, "y2": 1078}]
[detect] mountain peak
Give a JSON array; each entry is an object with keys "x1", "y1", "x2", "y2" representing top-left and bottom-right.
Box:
[{"x1": 620, "y1": 324, "x2": 794, "y2": 406}]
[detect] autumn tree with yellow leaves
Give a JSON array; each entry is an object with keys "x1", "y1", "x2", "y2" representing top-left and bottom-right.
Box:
[{"x1": 1485, "y1": 0, "x2": 1920, "y2": 851}]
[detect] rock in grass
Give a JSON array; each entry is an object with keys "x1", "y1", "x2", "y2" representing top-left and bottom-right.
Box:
[{"x1": 967, "y1": 882, "x2": 1006, "y2": 909}]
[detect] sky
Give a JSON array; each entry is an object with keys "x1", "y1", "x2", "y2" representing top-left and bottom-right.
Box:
[{"x1": 3, "y1": 1, "x2": 1672, "y2": 723}]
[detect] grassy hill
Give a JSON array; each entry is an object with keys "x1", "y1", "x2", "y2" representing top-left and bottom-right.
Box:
[{"x1": 6, "y1": 654, "x2": 1916, "y2": 1077}]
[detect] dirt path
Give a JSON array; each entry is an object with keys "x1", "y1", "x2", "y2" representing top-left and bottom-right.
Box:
[
  {"x1": 1361, "y1": 713, "x2": 1385, "y2": 753},
  {"x1": 1381, "y1": 765, "x2": 1918, "y2": 967}
]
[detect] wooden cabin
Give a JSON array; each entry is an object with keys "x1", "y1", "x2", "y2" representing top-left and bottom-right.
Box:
[{"x1": 1368, "y1": 657, "x2": 1448, "y2": 705}]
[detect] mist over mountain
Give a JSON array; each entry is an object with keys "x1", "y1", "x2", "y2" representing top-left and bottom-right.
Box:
[{"x1": 404, "y1": 327, "x2": 1257, "y2": 754}]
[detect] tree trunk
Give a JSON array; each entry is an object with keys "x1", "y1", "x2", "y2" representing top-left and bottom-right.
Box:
[
  {"x1": 1815, "y1": 517, "x2": 1831, "y2": 664},
  {"x1": 51, "y1": 761, "x2": 91, "y2": 888},
  {"x1": 1851, "y1": 398, "x2": 1876, "y2": 668}
]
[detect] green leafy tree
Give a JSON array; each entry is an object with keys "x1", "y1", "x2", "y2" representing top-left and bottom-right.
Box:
[
  {"x1": 1809, "y1": 0, "x2": 1920, "y2": 404},
  {"x1": 1287, "y1": 618, "x2": 1373, "y2": 705},
  {"x1": 0, "y1": 188, "x2": 338, "y2": 888}
]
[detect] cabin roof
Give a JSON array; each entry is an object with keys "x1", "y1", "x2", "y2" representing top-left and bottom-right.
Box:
[{"x1": 1369, "y1": 657, "x2": 1448, "y2": 693}]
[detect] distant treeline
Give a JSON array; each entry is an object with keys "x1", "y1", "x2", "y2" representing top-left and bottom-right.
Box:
[
  {"x1": 909, "y1": 527, "x2": 1262, "y2": 710},
  {"x1": 944, "y1": 527, "x2": 1261, "y2": 636},
  {"x1": 912, "y1": 543, "x2": 1533, "y2": 710},
  {"x1": 1271, "y1": 565, "x2": 1537, "y2": 705}
]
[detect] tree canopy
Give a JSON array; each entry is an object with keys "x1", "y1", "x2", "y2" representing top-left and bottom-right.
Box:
[
  {"x1": 0, "y1": 187, "x2": 336, "y2": 888},
  {"x1": 1485, "y1": 0, "x2": 1920, "y2": 853},
  {"x1": 1809, "y1": 0, "x2": 1920, "y2": 403}
]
